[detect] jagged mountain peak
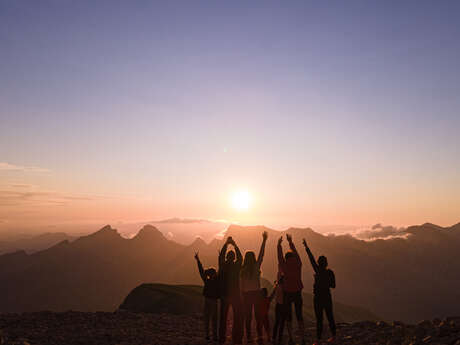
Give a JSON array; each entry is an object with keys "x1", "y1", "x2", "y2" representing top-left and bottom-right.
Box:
[
  {"x1": 190, "y1": 236, "x2": 206, "y2": 247},
  {"x1": 133, "y1": 224, "x2": 164, "y2": 241},
  {"x1": 73, "y1": 225, "x2": 123, "y2": 246}
]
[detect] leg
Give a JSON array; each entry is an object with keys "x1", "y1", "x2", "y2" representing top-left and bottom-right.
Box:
[
  {"x1": 204, "y1": 298, "x2": 211, "y2": 339},
  {"x1": 243, "y1": 292, "x2": 254, "y2": 340},
  {"x1": 273, "y1": 304, "x2": 281, "y2": 341},
  {"x1": 231, "y1": 294, "x2": 244, "y2": 345},
  {"x1": 220, "y1": 298, "x2": 230, "y2": 344},
  {"x1": 263, "y1": 316, "x2": 270, "y2": 339},
  {"x1": 324, "y1": 296, "x2": 336, "y2": 337},
  {"x1": 278, "y1": 303, "x2": 289, "y2": 344},
  {"x1": 254, "y1": 294, "x2": 264, "y2": 340},
  {"x1": 284, "y1": 293, "x2": 294, "y2": 343},
  {"x1": 314, "y1": 296, "x2": 324, "y2": 340},
  {"x1": 293, "y1": 292, "x2": 305, "y2": 343},
  {"x1": 211, "y1": 298, "x2": 219, "y2": 341}
]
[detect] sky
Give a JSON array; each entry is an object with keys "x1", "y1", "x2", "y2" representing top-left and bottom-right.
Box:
[{"x1": 1, "y1": 0, "x2": 460, "y2": 232}]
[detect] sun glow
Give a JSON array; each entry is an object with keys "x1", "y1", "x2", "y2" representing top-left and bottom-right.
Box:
[{"x1": 231, "y1": 190, "x2": 251, "y2": 211}]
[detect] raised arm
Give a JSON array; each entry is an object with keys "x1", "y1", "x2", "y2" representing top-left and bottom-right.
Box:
[
  {"x1": 302, "y1": 239, "x2": 319, "y2": 274},
  {"x1": 286, "y1": 234, "x2": 300, "y2": 260},
  {"x1": 195, "y1": 252, "x2": 206, "y2": 282},
  {"x1": 231, "y1": 239, "x2": 243, "y2": 266},
  {"x1": 257, "y1": 231, "x2": 268, "y2": 266},
  {"x1": 219, "y1": 240, "x2": 229, "y2": 269},
  {"x1": 277, "y1": 236, "x2": 285, "y2": 265}
]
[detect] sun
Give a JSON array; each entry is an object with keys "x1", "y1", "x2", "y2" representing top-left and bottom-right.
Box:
[{"x1": 231, "y1": 190, "x2": 251, "y2": 211}]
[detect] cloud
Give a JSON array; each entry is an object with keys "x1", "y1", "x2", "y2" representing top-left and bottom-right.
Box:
[
  {"x1": 10, "y1": 184, "x2": 35, "y2": 189},
  {"x1": 152, "y1": 217, "x2": 212, "y2": 224},
  {"x1": 0, "y1": 190, "x2": 95, "y2": 207},
  {"x1": 351, "y1": 224, "x2": 408, "y2": 240},
  {"x1": 0, "y1": 162, "x2": 50, "y2": 173}
]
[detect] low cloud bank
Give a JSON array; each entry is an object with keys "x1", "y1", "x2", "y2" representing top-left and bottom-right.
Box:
[
  {"x1": 0, "y1": 162, "x2": 50, "y2": 173},
  {"x1": 351, "y1": 223, "x2": 409, "y2": 241}
]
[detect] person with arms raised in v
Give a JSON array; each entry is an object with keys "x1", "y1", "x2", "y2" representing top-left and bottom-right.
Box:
[
  {"x1": 302, "y1": 238, "x2": 336, "y2": 344},
  {"x1": 219, "y1": 236, "x2": 244, "y2": 345},
  {"x1": 240, "y1": 231, "x2": 268, "y2": 343},
  {"x1": 278, "y1": 234, "x2": 305, "y2": 345}
]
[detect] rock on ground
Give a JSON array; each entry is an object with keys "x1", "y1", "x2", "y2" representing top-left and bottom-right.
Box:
[{"x1": 0, "y1": 312, "x2": 460, "y2": 345}]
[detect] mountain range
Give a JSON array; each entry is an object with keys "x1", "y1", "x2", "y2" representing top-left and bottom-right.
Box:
[
  {"x1": 0, "y1": 232, "x2": 75, "y2": 255},
  {"x1": 0, "y1": 222, "x2": 459, "y2": 322}
]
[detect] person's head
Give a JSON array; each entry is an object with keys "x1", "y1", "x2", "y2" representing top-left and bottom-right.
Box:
[
  {"x1": 285, "y1": 251, "x2": 295, "y2": 261},
  {"x1": 226, "y1": 250, "x2": 235, "y2": 263},
  {"x1": 318, "y1": 255, "x2": 328, "y2": 269},
  {"x1": 205, "y1": 268, "x2": 217, "y2": 279},
  {"x1": 243, "y1": 251, "x2": 256, "y2": 267},
  {"x1": 242, "y1": 251, "x2": 259, "y2": 278},
  {"x1": 261, "y1": 288, "x2": 268, "y2": 298}
]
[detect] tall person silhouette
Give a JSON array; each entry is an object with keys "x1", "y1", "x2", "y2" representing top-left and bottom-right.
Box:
[
  {"x1": 218, "y1": 236, "x2": 244, "y2": 345},
  {"x1": 240, "y1": 231, "x2": 268, "y2": 343},
  {"x1": 277, "y1": 234, "x2": 305, "y2": 345},
  {"x1": 302, "y1": 239, "x2": 336, "y2": 344}
]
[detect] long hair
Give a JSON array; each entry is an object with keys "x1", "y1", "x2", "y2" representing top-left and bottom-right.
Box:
[{"x1": 241, "y1": 251, "x2": 260, "y2": 279}]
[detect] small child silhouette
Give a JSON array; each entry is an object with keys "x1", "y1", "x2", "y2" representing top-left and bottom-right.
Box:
[
  {"x1": 195, "y1": 252, "x2": 220, "y2": 341},
  {"x1": 257, "y1": 284, "x2": 277, "y2": 342}
]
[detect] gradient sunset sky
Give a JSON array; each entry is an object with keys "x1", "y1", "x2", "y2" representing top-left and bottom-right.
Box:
[{"x1": 1, "y1": 1, "x2": 460, "y2": 231}]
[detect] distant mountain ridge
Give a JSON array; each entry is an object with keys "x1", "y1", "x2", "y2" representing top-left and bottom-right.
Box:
[
  {"x1": 0, "y1": 222, "x2": 459, "y2": 322},
  {"x1": 0, "y1": 232, "x2": 75, "y2": 255}
]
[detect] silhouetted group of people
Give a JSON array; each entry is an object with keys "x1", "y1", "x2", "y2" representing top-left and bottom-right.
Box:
[{"x1": 195, "y1": 232, "x2": 336, "y2": 345}]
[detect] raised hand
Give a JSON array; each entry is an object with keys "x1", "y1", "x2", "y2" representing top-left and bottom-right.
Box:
[
  {"x1": 286, "y1": 233, "x2": 292, "y2": 243},
  {"x1": 302, "y1": 238, "x2": 308, "y2": 248},
  {"x1": 262, "y1": 231, "x2": 268, "y2": 241},
  {"x1": 226, "y1": 236, "x2": 233, "y2": 244},
  {"x1": 278, "y1": 236, "x2": 283, "y2": 245}
]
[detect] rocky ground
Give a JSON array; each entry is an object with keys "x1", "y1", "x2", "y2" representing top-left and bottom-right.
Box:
[{"x1": 0, "y1": 311, "x2": 459, "y2": 345}]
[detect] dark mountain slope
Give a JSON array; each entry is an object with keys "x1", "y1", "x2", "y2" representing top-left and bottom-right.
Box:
[{"x1": 119, "y1": 282, "x2": 378, "y2": 322}]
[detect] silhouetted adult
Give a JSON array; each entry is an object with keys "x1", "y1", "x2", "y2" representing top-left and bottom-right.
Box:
[
  {"x1": 302, "y1": 239, "x2": 336, "y2": 344},
  {"x1": 240, "y1": 231, "x2": 268, "y2": 342},
  {"x1": 219, "y1": 236, "x2": 244, "y2": 344},
  {"x1": 277, "y1": 234, "x2": 305, "y2": 345}
]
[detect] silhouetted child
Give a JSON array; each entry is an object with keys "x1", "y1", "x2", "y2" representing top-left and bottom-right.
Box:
[
  {"x1": 195, "y1": 252, "x2": 220, "y2": 341},
  {"x1": 272, "y1": 273, "x2": 294, "y2": 345},
  {"x1": 257, "y1": 286, "x2": 276, "y2": 343},
  {"x1": 302, "y1": 239, "x2": 336, "y2": 344}
]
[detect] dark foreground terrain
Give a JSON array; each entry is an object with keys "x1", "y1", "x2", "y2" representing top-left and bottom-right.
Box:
[{"x1": 1, "y1": 311, "x2": 460, "y2": 345}]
